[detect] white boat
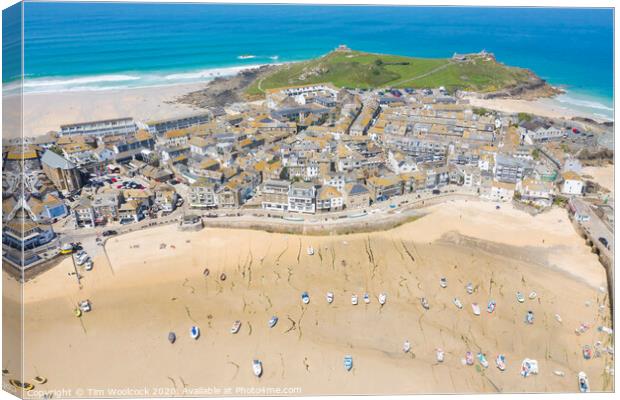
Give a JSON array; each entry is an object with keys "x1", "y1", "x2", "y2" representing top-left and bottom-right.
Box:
[
  {"x1": 351, "y1": 294, "x2": 358, "y2": 305},
  {"x1": 578, "y1": 371, "x2": 589, "y2": 393},
  {"x1": 554, "y1": 314, "x2": 562, "y2": 323},
  {"x1": 84, "y1": 260, "x2": 94, "y2": 271},
  {"x1": 525, "y1": 310, "x2": 534, "y2": 324},
  {"x1": 516, "y1": 291, "x2": 525, "y2": 303},
  {"x1": 344, "y1": 355, "x2": 353, "y2": 371},
  {"x1": 466, "y1": 282, "x2": 474, "y2": 294},
  {"x1": 78, "y1": 300, "x2": 91, "y2": 313},
  {"x1": 520, "y1": 359, "x2": 538, "y2": 377},
  {"x1": 496, "y1": 354, "x2": 506, "y2": 371},
  {"x1": 363, "y1": 293, "x2": 370, "y2": 304},
  {"x1": 529, "y1": 291, "x2": 537, "y2": 300},
  {"x1": 326, "y1": 291, "x2": 334, "y2": 304},
  {"x1": 307, "y1": 246, "x2": 315, "y2": 256},
  {"x1": 453, "y1": 297, "x2": 463, "y2": 309},
  {"x1": 436, "y1": 348, "x2": 445, "y2": 362},
  {"x1": 252, "y1": 360, "x2": 263, "y2": 377},
  {"x1": 421, "y1": 297, "x2": 430, "y2": 310},
  {"x1": 439, "y1": 277, "x2": 447, "y2": 288},
  {"x1": 403, "y1": 340, "x2": 411, "y2": 353},
  {"x1": 477, "y1": 352, "x2": 489, "y2": 368},
  {"x1": 301, "y1": 291, "x2": 310, "y2": 304},
  {"x1": 231, "y1": 320, "x2": 241, "y2": 334},
  {"x1": 268, "y1": 316, "x2": 278, "y2": 328},
  {"x1": 378, "y1": 292, "x2": 387, "y2": 305},
  {"x1": 472, "y1": 303, "x2": 481, "y2": 316},
  {"x1": 190, "y1": 326, "x2": 200, "y2": 340},
  {"x1": 487, "y1": 300, "x2": 496, "y2": 313}
]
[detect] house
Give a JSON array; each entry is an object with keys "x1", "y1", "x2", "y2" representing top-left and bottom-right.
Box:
[
  {"x1": 316, "y1": 186, "x2": 343, "y2": 212},
  {"x1": 217, "y1": 181, "x2": 242, "y2": 208},
  {"x1": 73, "y1": 197, "x2": 96, "y2": 227},
  {"x1": 163, "y1": 129, "x2": 191, "y2": 146},
  {"x1": 561, "y1": 171, "x2": 584, "y2": 195},
  {"x1": 494, "y1": 153, "x2": 528, "y2": 183},
  {"x1": 261, "y1": 180, "x2": 290, "y2": 211},
  {"x1": 189, "y1": 136, "x2": 210, "y2": 156},
  {"x1": 518, "y1": 178, "x2": 554, "y2": 207},
  {"x1": 92, "y1": 191, "x2": 122, "y2": 223},
  {"x1": 28, "y1": 194, "x2": 68, "y2": 222},
  {"x1": 288, "y1": 182, "x2": 316, "y2": 213},
  {"x1": 488, "y1": 180, "x2": 516, "y2": 202},
  {"x1": 343, "y1": 183, "x2": 370, "y2": 210},
  {"x1": 40, "y1": 150, "x2": 83, "y2": 193},
  {"x1": 118, "y1": 200, "x2": 142, "y2": 222},
  {"x1": 142, "y1": 165, "x2": 174, "y2": 183},
  {"x1": 153, "y1": 184, "x2": 178, "y2": 212},
  {"x1": 189, "y1": 178, "x2": 217, "y2": 208},
  {"x1": 366, "y1": 175, "x2": 402, "y2": 201}
]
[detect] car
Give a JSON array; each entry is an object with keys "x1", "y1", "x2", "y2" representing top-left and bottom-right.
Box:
[
  {"x1": 102, "y1": 230, "x2": 118, "y2": 237},
  {"x1": 432, "y1": 189, "x2": 441, "y2": 195},
  {"x1": 598, "y1": 237, "x2": 609, "y2": 247},
  {"x1": 120, "y1": 218, "x2": 134, "y2": 225}
]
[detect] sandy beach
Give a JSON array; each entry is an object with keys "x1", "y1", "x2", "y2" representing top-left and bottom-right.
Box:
[
  {"x1": 582, "y1": 165, "x2": 615, "y2": 194},
  {"x1": 8, "y1": 200, "x2": 612, "y2": 396}
]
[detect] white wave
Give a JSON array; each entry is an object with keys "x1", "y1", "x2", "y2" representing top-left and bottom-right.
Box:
[
  {"x1": 23, "y1": 74, "x2": 141, "y2": 88},
  {"x1": 553, "y1": 94, "x2": 613, "y2": 112},
  {"x1": 163, "y1": 65, "x2": 263, "y2": 81}
]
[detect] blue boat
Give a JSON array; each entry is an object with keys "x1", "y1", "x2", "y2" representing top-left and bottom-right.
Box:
[
  {"x1": 190, "y1": 326, "x2": 200, "y2": 339},
  {"x1": 268, "y1": 316, "x2": 278, "y2": 328},
  {"x1": 301, "y1": 291, "x2": 310, "y2": 304},
  {"x1": 344, "y1": 355, "x2": 353, "y2": 371}
]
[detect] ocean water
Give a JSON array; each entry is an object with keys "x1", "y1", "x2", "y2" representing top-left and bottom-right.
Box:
[{"x1": 3, "y1": 3, "x2": 614, "y2": 118}]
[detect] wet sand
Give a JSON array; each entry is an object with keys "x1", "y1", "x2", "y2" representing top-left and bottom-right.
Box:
[{"x1": 11, "y1": 201, "x2": 613, "y2": 396}]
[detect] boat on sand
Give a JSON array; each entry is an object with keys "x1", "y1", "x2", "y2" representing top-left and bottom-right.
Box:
[
  {"x1": 190, "y1": 326, "x2": 200, "y2": 340},
  {"x1": 477, "y1": 352, "x2": 489, "y2": 368},
  {"x1": 253, "y1": 360, "x2": 263, "y2": 377},
  {"x1": 578, "y1": 371, "x2": 589, "y2": 393},
  {"x1": 231, "y1": 320, "x2": 241, "y2": 334},
  {"x1": 326, "y1": 292, "x2": 334, "y2": 304},
  {"x1": 516, "y1": 291, "x2": 525, "y2": 303},
  {"x1": 378, "y1": 292, "x2": 387, "y2": 305},
  {"x1": 301, "y1": 291, "x2": 310, "y2": 304},
  {"x1": 453, "y1": 297, "x2": 463, "y2": 309},
  {"x1": 344, "y1": 355, "x2": 353, "y2": 371},
  {"x1": 472, "y1": 303, "x2": 481, "y2": 316},
  {"x1": 351, "y1": 294, "x2": 358, "y2": 305},
  {"x1": 363, "y1": 293, "x2": 370, "y2": 304},
  {"x1": 268, "y1": 316, "x2": 278, "y2": 328},
  {"x1": 403, "y1": 340, "x2": 411, "y2": 353},
  {"x1": 487, "y1": 300, "x2": 496, "y2": 313},
  {"x1": 436, "y1": 348, "x2": 445, "y2": 363},
  {"x1": 168, "y1": 332, "x2": 176, "y2": 344},
  {"x1": 496, "y1": 354, "x2": 506, "y2": 371},
  {"x1": 421, "y1": 297, "x2": 430, "y2": 310}
]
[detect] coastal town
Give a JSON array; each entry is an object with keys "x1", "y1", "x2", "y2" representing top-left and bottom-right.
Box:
[{"x1": 2, "y1": 51, "x2": 615, "y2": 395}]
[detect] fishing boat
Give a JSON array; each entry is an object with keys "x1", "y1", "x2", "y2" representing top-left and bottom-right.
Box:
[
  {"x1": 231, "y1": 320, "x2": 241, "y2": 334},
  {"x1": 307, "y1": 246, "x2": 315, "y2": 256},
  {"x1": 252, "y1": 360, "x2": 263, "y2": 377},
  {"x1": 436, "y1": 348, "x2": 445, "y2": 363},
  {"x1": 268, "y1": 316, "x2": 278, "y2": 328},
  {"x1": 351, "y1": 294, "x2": 358, "y2": 305},
  {"x1": 525, "y1": 311, "x2": 535, "y2": 325},
  {"x1": 421, "y1": 297, "x2": 430, "y2": 310},
  {"x1": 516, "y1": 291, "x2": 525, "y2": 303},
  {"x1": 472, "y1": 303, "x2": 481, "y2": 316},
  {"x1": 363, "y1": 293, "x2": 370, "y2": 304},
  {"x1": 439, "y1": 277, "x2": 448, "y2": 288},
  {"x1": 378, "y1": 292, "x2": 387, "y2": 305},
  {"x1": 168, "y1": 332, "x2": 176, "y2": 344},
  {"x1": 495, "y1": 354, "x2": 506, "y2": 371},
  {"x1": 453, "y1": 297, "x2": 463, "y2": 309},
  {"x1": 301, "y1": 291, "x2": 310, "y2": 304},
  {"x1": 578, "y1": 372, "x2": 590, "y2": 392},
  {"x1": 477, "y1": 353, "x2": 489, "y2": 368},
  {"x1": 403, "y1": 340, "x2": 411, "y2": 353},
  {"x1": 466, "y1": 282, "x2": 474, "y2": 294},
  {"x1": 344, "y1": 355, "x2": 353, "y2": 371},
  {"x1": 529, "y1": 291, "x2": 537, "y2": 300},
  {"x1": 190, "y1": 326, "x2": 200, "y2": 340},
  {"x1": 326, "y1": 291, "x2": 334, "y2": 304},
  {"x1": 465, "y1": 352, "x2": 474, "y2": 366}
]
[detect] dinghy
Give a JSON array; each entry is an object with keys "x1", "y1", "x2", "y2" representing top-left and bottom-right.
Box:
[
  {"x1": 363, "y1": 293, "x2": 370, "y2": 304},
  {"x1": 453, "y1": 297, "x2": 463, "y2": 309},
  {"x1": 578, "y1": 371, "x2": 589, "y2": 393},
  {"x1": 33, "y1": 376, "x2": 47, "y2": 384},
  {"x1": 344, "y1": 355, "x2": 353, "y2": 371},
  {"x1": 403, "y1": 340, "x2": 411, "y2": 353},
  {"x1": 351, "y1": 294, "x2": 358, "y2": 305},
  {"x1": 495, "y1": 354, "x2": 506, "y2": 371},
  {"x1": 525, "y1": 311, "x2": 534, "y2": 325},
  {"x1": 477, "y1": 352, "x2": 489, "y2": 368},
  {"x1": 421, "y1": 297, "x2": 430, "y2": 310},
  {"x1": 307, "y1": 246, "x2": 314, "y2": 256},
  {"x1": 440, "y1": 277, "x2": 447, "y2": 288},
  {"x1": 520, "y1": 359, "x2": 538, "y2": 377},
  {"x1": 326, "y1": 292, "x2": 334, "y2": 304},
  {"x1": 465, "y1": 352, "x2": 474, "y2": 366},
  {"x1": 79, "y1": 300, "x2": 92, "y2": 313},
  {"x1": 466, "y1": 282, "x2": 474, "y2": 294},
  {"x1": 301, "y1": 291, "x2": 310, "y2": 304},
  {"x1": 168, "y1": 332, "x2": 176, "y2": 344},
  {"x1": 554, "y1": 313, "x2": 562, "y2": 323},
  {"x1": 268, "y1": 316, "x2": 278, "y2": 328},
  {"x1": 582, "y1": 345, "x2": 593, "y2": 360},
  {"x1": 74, "y1": 308, "x2": 82, "y2": 318},
  {"x1": 253, "y1": 360, "x2": 263, "y2": 377},
  {"x1": 436, "y1": 348, "x2": 445, "y2": 363},
  {"x1": 516, "y1": 291, "x2": 525, "y2": 303},
  {"x1": 231, "y1": 320, "x2": 241, "y2": 334},
  {"x1": 472, "y1": 303, "x2": 481, "y2": 316},
  {"x1": 487, "y1": 300, "x2": 496, "y2": 313},
  {"x1": 378, "y1": 292, "x2": 387, "y2": 305},
  {"x1": 529, "y1": 291, "x2": 537, "y2": 300},
  {"x1": 190, "y1": 326, "x2": 200, "y2": 340}
]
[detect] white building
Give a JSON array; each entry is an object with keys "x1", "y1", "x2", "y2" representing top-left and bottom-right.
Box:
[{"x1": 561, "y1": 171, "x2": 584, "y2": 195}]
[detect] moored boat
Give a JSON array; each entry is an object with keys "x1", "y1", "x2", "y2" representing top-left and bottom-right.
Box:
[
  {"x1": 578, "y1": 371, "x2": 589, "y2": 393},
  {"x1": 301, "y1": 291, "x2": 310, "y2": 304},
  {"x1": 439, "y1": 277, "x2": 448, "y2": 288},
  {"x1": 168, "y1": 332, "x2": 176, "y2": 344},
  {"x1": 253, "y1": 360, "x2": 263, "y2": 377},
  {"x1": 516, "y1": 291, "x2": 525, "y2": 303},
  {"x1": 190, "y1": 326, "x2": 200, "y2": 340},
  {"x1": 487, "y1": 300, "x2": 496, "y2": 313},
  {"x1": 231, "y1": 320, "x2": 241, "y2": 334},
  {"x1": 472, "y1": 303, "x2": 481, "y2": 316},
  {"x1": 326, "y1": 291, "x2": 334, "y2": 304},
  {"x1": 344, "y1": 355, "x2": 353, "y2": 371},
  {"x1": 351, "y1": 294, "x2": 358, "y2": 305},
  {"x1": 496, "y1": 354, "x2": 506, "y2": 371},
  {"x1": 363, "y1": 293, "x2": 370, "y2": 304},
  {"x1": 453, "y1": 297, "x2": 463, "y2": 309},
  {"x1": 268, "y1": 316, "x2": 278, "y2": 328}
]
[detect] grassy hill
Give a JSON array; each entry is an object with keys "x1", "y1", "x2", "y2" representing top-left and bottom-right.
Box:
[{"x1": 246, "y1": 50, "x2": 541, "y2": 97}]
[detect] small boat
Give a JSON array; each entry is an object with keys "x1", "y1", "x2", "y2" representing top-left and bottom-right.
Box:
[
  {"x1": 554, "y1": 313, "x2": 562, "y2": 323},
  {"x1": 33, "y1": 376, "x2": 47, "y2": 384},
  {"x1": 582, "y1": 345, "x2": 592, "y2": 360},
  {"x1": 403, "y1": 340, "x2": 411, "y2": 353},
  {"x1": 351, "y1": 294, "x2": 358, "y2": 305},
  {"x1": 74, "y1": 308, "x2": 82, "y2": 318},
  {"x1": 8, "y1": 380, "x2": 34, "y2": 391},
  {"x1": 268, "y1": 316, "x2": 278, "y2": 328},
  {"x1": 220, "y1": 273, "x2": 227, "y2": 281},
  {"x1": 466, "y1": 282, "x2": 474, "y2": 294},
  {"x1": 496, "y1": 354, "x2": 506, "y2": 371},
  {"x1": 465, "y1": 352, "x2": 474, "y2": 366},
  {"x1": 553, "y1": 370, "x2": 565, "y2": 377},
  {"x1": 525, "y1": 311, "x2": 534, "y2": 324},
  {"x1": 378, "y1": 292, "x2": 387, "y2": 305},
  {"x1": 529, "y1": 291, "x2": 537, "y2": 300},
  {"x1": 421, "y1": 297, "x2": 430, "y2": 310},
  {"x1": 439, "y1": 277, "x2": 448, "y2": 288},
  {"x1": 203, "y1": 268, "x2": 210, "y2": 277},
  {"x1": 168, "y1": 332, "x2": 176, "y2": 344},
  {"x1": 477, "y1": 352, "x2": 489, "y2": 368},
  {"x1": 190, "y1": 326, "x2": 200, "y2": 340},
  {"x1": 84, "y1": 260, "x2": 93, "y2": 271},
  {"x1": 78, "y1": 300, "x2": 91, "y2": 313},
  {"x1": 301, "y1": 291, "x2": 310, "y2": 304},
  {"x1": 231, "y1": 320, "x2": 241, "y2": 334},
  {"x1": 326, "y1": 291, "x2": 334, "y2": 304},
  {"x1": 307, "y1": 246, "x2": 315, "y2": 256},
  {"x1": 252, "y1": 359, "x2": 263, "y2": 377},
  {"x1": 578, "y1": 371, "x2": 590, "y2": 393},
  {"x1": 453, "y1": 297, "x2": 463, "y2": 309},
  {"x1": 487, "y1": 300, "x2": 496, "y2": 313},
  {"x1": 520, "y1": 358, "x2": 539, "y2": 377},
  {"x1": 472, "y1": 303, "x2": 481, "y2": 316},
  {"x1": 516, "y1": 291, "x2": 525, "y2": 303},
  {"x1": 436, "y1": 348, "x2": 445, "y2": 363},
  {"x1": 344, "y1": 355, "x2": 353, "y2": 371},
  {"x1": 363, "y1": 293, "x2": 370, "y2": 304}
]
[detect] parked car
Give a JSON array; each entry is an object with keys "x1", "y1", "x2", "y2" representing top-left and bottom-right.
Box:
[{"x1": 102, "y1": 230, "x2": 118, "y2": 237}]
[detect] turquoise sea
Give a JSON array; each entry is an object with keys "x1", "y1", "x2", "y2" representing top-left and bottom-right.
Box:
[{"x1": 3, "y1": 3, "x2": 614, "y2": 119}]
